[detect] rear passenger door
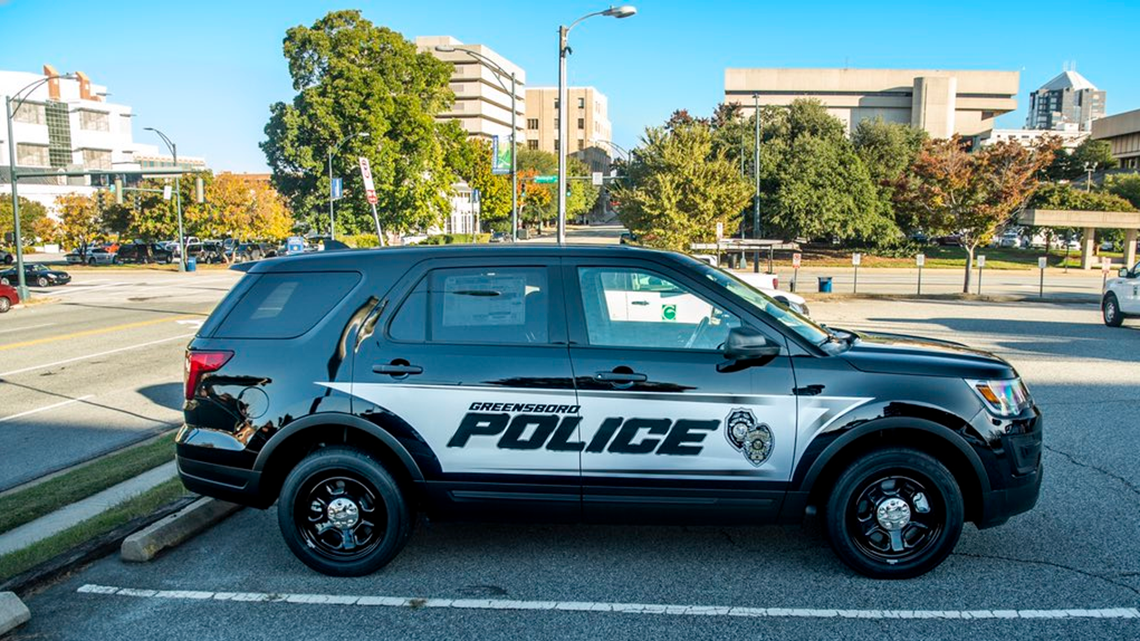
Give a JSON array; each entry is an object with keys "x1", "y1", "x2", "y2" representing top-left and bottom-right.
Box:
[
  {"x1": 353, "y1": 257, "x2": 582, "y2": 520},
  {"x1": 564, "y1": 258, "x2": 799, "y2": 524}
]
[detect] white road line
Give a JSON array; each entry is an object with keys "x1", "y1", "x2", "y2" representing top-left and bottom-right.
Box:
[
  {"x1": 0, "y1": 323, "x2": 56, "y2": 335},
  {"x1": 0, "y1": 394, "x2": 95, "y2": 423},
  {"x1": 0, "y1": 333, "x2": 195, "y2": 378},
  {"x1": 74, "y1": 585, "x2": 1140, "y2": 621},
  {"x1": 47, "y1": 282, "x2": 130, "y2": 297}
]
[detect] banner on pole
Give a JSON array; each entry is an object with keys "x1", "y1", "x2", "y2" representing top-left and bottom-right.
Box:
[
  {"x1": 331, "y1": 177, "x2": 343, "y2": 201},
  {"x1": 491, "y1": 135, "x2": 511, "y2": 175},
  {"x1": 358, "y1": 157, "x2": 378, "y2": 205}
]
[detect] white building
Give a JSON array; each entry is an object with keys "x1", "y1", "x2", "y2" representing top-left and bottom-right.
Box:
[
  {"x1": 0, "y1": 64, "x2": 205, "y2": 216},
  {"x1": 416, "y1": 36, "x2": 526, "y2": 144},
  {"x1": 975, "y1": 125, "x2": 1088, "y2": 150}
]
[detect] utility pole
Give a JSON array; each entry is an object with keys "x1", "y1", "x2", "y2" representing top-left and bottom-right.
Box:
[{"x1": 752, "y1": 93, "x2": 761, "y2": 273}]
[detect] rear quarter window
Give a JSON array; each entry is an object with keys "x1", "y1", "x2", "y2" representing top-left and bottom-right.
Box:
[{"x1": 215, "y1": 271, "x2": 361, "y2": 339}]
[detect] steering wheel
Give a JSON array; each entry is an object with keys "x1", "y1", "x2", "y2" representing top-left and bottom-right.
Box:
[{"x1": 684, "y1": 316, "x2": 710, "y2": 349}]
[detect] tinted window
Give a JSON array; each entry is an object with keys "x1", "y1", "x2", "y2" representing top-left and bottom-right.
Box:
[
  {"x1": 216, "y1": 272, "x2": 360, "y2": 339},
  {"x1": 578, "y1": 267, "x2": 739, "y2": 350},
  {"x1": 388, "y1": 267, "x2": 549, "y2": 344}
]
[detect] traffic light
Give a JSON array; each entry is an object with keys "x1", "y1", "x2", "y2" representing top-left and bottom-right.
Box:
[
  {"x1": 114, "y1": 178, "x2": 124, "y2": 205},
  {"x1": 96, "y1": 190, "x2": 105, "y2": 210},
  {"x1": 195, "y1": 176, "x2": 205, "y2": 203}
]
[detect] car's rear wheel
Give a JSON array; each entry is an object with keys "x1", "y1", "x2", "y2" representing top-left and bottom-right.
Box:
[
  {"x1": 0, "y1": 297, "x2": 10, "y2": 313},
  {"x1": 2, "y1": 255, "x2": 12, "y2": 265},
  {"x1": 87, "y1": 258, "x2": 96, "y2": 266},
  {"x1": 826, "y1": 448, "x2": 963, "y2": 579},
  {"x1": 277, "y1": 446, "x2": 412, "y2": 577},
  {"x1": 1103, "y1": 293, "x2": 1124, "y2": 327}
]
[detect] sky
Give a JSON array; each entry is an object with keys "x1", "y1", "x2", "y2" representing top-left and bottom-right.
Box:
[{"x1": 2, "y1": 0, "x2": 1137, "y2": 172}]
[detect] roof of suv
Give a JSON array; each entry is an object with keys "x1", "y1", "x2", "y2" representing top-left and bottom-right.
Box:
[{"x1": 242, "y1": 244, "x2": 684, "y2": 273}]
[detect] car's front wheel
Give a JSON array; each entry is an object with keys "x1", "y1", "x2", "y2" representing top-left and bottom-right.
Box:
[
  {"x1": 0, "y1": 297, "x2": 10, "y2": 313},
  {"x1": 36, "y1": 276, "x2": 49, "y2": 287},
  {"x1": 277, "y1": 446, "x2": 412, "y2": 577},
  {"x1": 2, "y1": 255, "x2": 12, "y2": 265},
  {"x1": 826, "y1": 448, "x2": 963, "y2": 579},
  {"x1": 1103, "y1": 293, "x2": 1124, "y2": 327}
]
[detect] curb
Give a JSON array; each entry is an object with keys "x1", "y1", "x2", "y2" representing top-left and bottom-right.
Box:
[
  {"x1": 0, "y1": 592, "x2": 30, "y2": 637},
  {"x1": 121, "y1": 498, "x2": 241, "y2": 563}
]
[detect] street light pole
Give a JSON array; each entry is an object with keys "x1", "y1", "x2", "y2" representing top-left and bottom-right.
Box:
[
  {"x1": 144, "y1": 127, "x2": 185, "y2": 272},
  {"x1": 5, "y1": 73, "x2": 76, "y2": 301},
  {"x1": 1085, "y1": 161, "x2": 1097, "y2": 193},
  {"x1": 328, "y1": 131, "x2": 370, "y2": 240},
  {"x1": 752, "y1": 93, "x2": 761, "y2": 273},
  {"x1": 556, "y1": 5, "x2": 637, "y2": 246}
]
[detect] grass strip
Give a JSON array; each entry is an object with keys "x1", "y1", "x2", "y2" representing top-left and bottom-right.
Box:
[
  {"x1": 0, "y1": 477, "x2": 190, "y2": 582},
  {"x1": 0, "y1": 433, "x2": 176, "y2": 535}
]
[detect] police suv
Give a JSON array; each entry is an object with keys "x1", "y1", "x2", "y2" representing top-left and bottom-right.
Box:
[
  {"x1": 177, "y1": 245, "x2": 1042, "y2": 579},
  {"x1": 1102, "y1": 261, "x2": 1140, "y2": 326}
]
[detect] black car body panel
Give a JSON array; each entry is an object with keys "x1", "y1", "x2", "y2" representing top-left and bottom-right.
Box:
[{"x1": 177, "y1": 245, "x2": 1042, "y2": 533}]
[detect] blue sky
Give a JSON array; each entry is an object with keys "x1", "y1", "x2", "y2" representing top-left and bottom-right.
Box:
[{"x1": 2, "y1": 0, "x2": 1137, "y2": 172}]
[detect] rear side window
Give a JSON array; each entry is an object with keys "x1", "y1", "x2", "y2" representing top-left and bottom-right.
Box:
[{"x1": 216, "y1": 272, "x2": 360, "y2": 339}]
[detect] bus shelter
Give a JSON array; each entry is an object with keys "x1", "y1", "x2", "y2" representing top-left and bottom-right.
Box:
[{"x1": 1019, "y1": 208, "x2": 1140, "y2": 269}]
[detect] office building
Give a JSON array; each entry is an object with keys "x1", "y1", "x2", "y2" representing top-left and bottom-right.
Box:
[
  {"x1": 1092, "y1": 108, "x2": 1140, "y2": 170},
  {"x1": 525, "y1": 86, "x2": 612, "y2": 172},
  {"x1": 723, "y1": 68, "x2": 1019, "y2": 139},
  {"x1": 1026, "y1": 69, "x2": 1105, "y2": 132},
  {"x1": 975, "y1": 125, "x2": 1088, "y2": 150},
  {"x1": 416, "y1": 36, "x2": 526, "y2": 144}
]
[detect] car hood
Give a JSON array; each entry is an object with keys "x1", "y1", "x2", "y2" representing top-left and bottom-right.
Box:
[{"x1": 838, "y1": 329, "x2": 1016, "y2": 380}]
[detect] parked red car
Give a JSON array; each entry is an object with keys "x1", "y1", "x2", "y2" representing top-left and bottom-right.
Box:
[{"x1": 0, "y1": 283, "x2": 18, "y2": 313}]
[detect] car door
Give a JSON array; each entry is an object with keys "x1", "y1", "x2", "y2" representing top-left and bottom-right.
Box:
[
  {"x1": 1125, "y1": 262, "x2": 1140, "y2": 313},
  {"x1": 564, "y1": 258, "x2": 799, "y2": 525},
  {"x1": 352, "y1": 256, "x2": 582, "y2": 521}
]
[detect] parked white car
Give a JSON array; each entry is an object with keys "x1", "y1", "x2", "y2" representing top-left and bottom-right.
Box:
[{"x1": 1102, "y1": 261, "x2": 1140, "y2": 326}]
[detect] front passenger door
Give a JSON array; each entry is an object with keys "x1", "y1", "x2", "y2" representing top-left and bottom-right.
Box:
[{"x1": 565, "y1": 260, "x2": 799, "y2": 524}]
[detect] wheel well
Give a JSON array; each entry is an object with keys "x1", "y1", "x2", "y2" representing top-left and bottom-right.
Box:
[
  {"x1": 806, "y1": 429, "x2": 982, "y2": 523},
  {"x1": 259, "y1": 425, "x2": 419, "y2": 508}
]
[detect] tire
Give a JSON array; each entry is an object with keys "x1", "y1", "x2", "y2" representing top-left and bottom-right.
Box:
[
  {"x1": 2, "y1": 255, "x2": 12, "y2": 265},
  {"x1": 0, "y1": 297, "x2": 9, "y2": 313},
  {"x1": 1103, "y1": 293, "x2": 1124, "y2": 327},
  {"x1": 825, "y1": 448, "x2": 963, "y2": 579},
  {"x1": 88, "y1": 258, "x2": 96, "y2": 266},
  {"x1": 36, "y1": 276, "x2": 49, "y2": 288},
  {"x1": 277, "y1": 446, "x2": 412, "y2": 577}
]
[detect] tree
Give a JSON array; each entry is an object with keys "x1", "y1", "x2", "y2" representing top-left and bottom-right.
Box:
[
  {"x1": 897, "y1": 136, "x2": 1056, "y2": 292},
  {"x1": 261, "y1": 10, "x2": 457, "y2": 236},
  {"x1": 55, "y1": 193, "x2": 102, "y2": 252},
  {"x1": 0, "y1": 196, "x2": 48, "y2": 248},
  {"x1": 450, "y1": 138, "x2": 511, "y2": 232},
  {"x1": 1045, "y1": 138, "x2": 1119, "y2": 181},
  {"x1": 186, "y1": 173, "x2": 294, "y2": 246},
  {"x1": 1105, "y1": 174, "x2": 1140, "y2": 209},
  {"x1": 852, "y1": 118, "x2": 928, "y2": 232},
  {"x1": 612, "y1": 122, "x2": 751, "y2": 251},
  {"x1": 513, "y1": 148, "x2": 597, "y2": 230}
]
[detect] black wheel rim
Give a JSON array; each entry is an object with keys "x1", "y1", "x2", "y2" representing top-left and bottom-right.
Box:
[
  {"x1": 295, "y1": 473, "x2": 386, "y2": 561},
  {"x1": 848, "y1": 473, "x2": 944, "y2": 564}
]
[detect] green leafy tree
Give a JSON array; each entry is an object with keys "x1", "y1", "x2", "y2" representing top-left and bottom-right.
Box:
[
  {"x1": 0, "y1": 196, "x2": 48, "y2": 248},
  {"x1": 612, "y1": 122, "x2": 751, "y2": 251},
  {"x1": 1045, "y1": 138, "x2": 1119, "y2": 181},
  {"x1": 55, "y1": 192, "x2": 102, "y2": 252},
  {"x1": 450, "y1": 138, "x2": 511, "y2": 232},
  {"x1": 261, "y1": 10, "x2": 457, "y2": 236},
  {"x1": 852, "y1": 118, "x2": 928, "y2": 232},
  {"x1": 513, "y1": 148, "x2": 596, "y2": 230},
  {"x1": 1105, "y1": 174, "x2": 1140, "y2": 209},
  {"x1": 897, "y1": 136, "x2": 1056, "y2": 292}
]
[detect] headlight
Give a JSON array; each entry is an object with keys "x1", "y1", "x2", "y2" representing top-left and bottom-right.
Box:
[{"x1": 967, "y1": 378, "x2": 1031, "y2": 417}]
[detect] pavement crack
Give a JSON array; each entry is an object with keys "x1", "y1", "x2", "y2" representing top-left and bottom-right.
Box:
[
  {"x1": 1045, "y1": 444, "x2": 1140, "y2": 500},
  {"x1": 952, "y1": 551, "x2": 1140, "y2": 598}
]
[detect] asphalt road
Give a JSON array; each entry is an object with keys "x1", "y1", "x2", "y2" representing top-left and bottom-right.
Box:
[
  {"x1": 0, "y1": 268, "x2": 241, "y2": 491},
  {"x1": 17, "y1": 296, "x2": 1140, "y2": 640}
]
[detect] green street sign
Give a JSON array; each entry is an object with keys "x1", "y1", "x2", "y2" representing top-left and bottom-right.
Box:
[
  {"x1": 662, "y1": 304, "x2": 677, "y2": 321},
  {"x1": 533, "y1": 175, "x2": 557, "y2": 184}
]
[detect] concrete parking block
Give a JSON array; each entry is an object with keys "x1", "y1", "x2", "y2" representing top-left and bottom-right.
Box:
[
  {"x1": 120, "y1": 498, "x2": 241, "y2": 563},
  {"x1": 0, "y1": 591, "x2": 31, "y2": 636}
]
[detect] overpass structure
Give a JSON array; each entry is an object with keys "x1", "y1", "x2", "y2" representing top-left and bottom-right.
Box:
[{"x1": 1019, "y1": 208, "x2": 1140, "y2": 269}]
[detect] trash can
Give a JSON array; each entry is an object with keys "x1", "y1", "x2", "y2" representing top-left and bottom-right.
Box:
[
  {"x1": 186, "y1": 256, "x2": 197, "y2": 272},
  {"x1": 817, "y1": 276, "x2": 833, "y2": 293}
]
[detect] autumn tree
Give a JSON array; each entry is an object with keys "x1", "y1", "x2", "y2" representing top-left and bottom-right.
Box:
[
  {"x1": 185, "y1": 173, "x2": 294, "y2": 248},
  {"x1": 0, "y1": 196, "x2": 48, "y2": 248},
  {"x1": 898, "y1": 136, "x2": 1057, "y2": 292},
  {"x1": 449, "y1": 137, "x2": 511, "y2": 232},
  {"x1": 55, "y1": 192, "x2": 102, "y2": 253},
  {"x1": 514, "y1": 148, "x2": 598, "y2": 232},
  {"x1": 612, "y1": 122, "x2": 751, "y2": 251}
]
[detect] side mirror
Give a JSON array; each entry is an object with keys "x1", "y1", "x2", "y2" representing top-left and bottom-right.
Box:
[
  {"x1": 723, "y1": 327, "x2": 781, "y2": 361},
  {"x1": 1119, "y1": 268, "x2": 1131, "y2": 279}
]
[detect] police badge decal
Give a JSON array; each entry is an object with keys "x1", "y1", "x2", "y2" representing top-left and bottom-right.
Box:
[{"x1": 725, "y1": 408, "x2": 773, "y2": 466}]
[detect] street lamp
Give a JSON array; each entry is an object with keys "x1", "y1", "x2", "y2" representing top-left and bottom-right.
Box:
[
  {"x1": 329, "y1": 131, "x2": 370, "y2": 240},
  {"x1": 436, "y1": 45, "x2": 521, "y2": 241},
  {"x1": 1084, "y1": 161, "x2": 1098, "y2": 193},
  {"x1": 5, "y1": 72, "x2": 77, "y2": 301},
  {"x1": 143, "y1": 127, "x2": 187, "y2": 272},
  {"x1": 557, "y1": 5, "x2": 637, "y2": 245}
]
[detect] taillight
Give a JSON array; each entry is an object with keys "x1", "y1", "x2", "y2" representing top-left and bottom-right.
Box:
[{"x1": 185, "y1": 350, "x2": 233, "y2": 400}]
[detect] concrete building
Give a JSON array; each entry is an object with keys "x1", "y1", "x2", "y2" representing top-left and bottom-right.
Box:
[
  {"x1": 525, "y1": 86, "x2": 612, "y2": 172},
  {"x1": 1091, "y1": 108, "x2": 1140, "y2": 170},
  {"x1": 0, "y1": 64, "x2": 205, "y2": 215},
  {"x1": 975, "y1": 125, "x2": 1088, "y2": 150},
  {"x1": 1026, "y1": 69, "x2": 1105, "y2": 132},
  {"x1": 416, "y1": 36, "x2": 525, "y2": 144},
  {"x1": 723, "y1": 68, "x2": 1019, "y2": 139}
]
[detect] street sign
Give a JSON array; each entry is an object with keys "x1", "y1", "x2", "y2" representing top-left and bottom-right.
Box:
[
  {"x1": 592, "y1": 171, "x2": 603, "y2": 186},
  {"x1": 716, "y1": 222, "x2": 724, "y2": 240},
  {"x1": 852, "y1": 253, "x2": 862, "y2": 266},
  {"x1": 331, "y1": 177, "x2": 343, "y2": 201},
  {"x1": 286, "y1": 236, "x2": 305, "y2": 255},
  {"x1": 916, "y1": 253, "x2": 925, "y2": 267},
  {"x1": 1038, "y1": 257, "x2": 1048, "y2": 269},
  {"x1": 1102, "y1": 258, "x2": 1113, "y2": 273},
  {"x1": 533, "y1": 175, "x2": 557, "y2": 184},
  {"x1": 162, "y1": 184, "x2": 172, "y2": 201},
  {"x1": 358, "y1": 157, "x2": 377, "y2": 205},
  {"x1": 472, "y1": 188, "x2": 480, "y2": 204},
  {"x1": 792, "y1": 252, "x2": 802, "y2": 268},
  {"x1": 977, "y1": 255, "x2": 986, "y2": 268}
]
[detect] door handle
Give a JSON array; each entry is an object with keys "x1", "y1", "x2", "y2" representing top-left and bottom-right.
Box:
[
  {"x1": 595, "y1": 371, "x2": 647, "y2": 383},
  {"x1": 374, "y1": 363, "x2": 423, "y2": 376}
]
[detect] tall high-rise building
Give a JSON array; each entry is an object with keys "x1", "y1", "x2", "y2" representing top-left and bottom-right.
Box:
[
  {"x1": 416, "y1": 36, "x2": 526, "y2": 144},
  {"x1": 524, "y1": 86, "x2": 612, "y2": 172},
  {"x1": 1025, "y1": 69, "x2": 1105, "y2": 132}
]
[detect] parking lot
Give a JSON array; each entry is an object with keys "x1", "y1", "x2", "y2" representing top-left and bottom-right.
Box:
[{"x1": 13, "y1": 295, "x2": 1140, "y2": 640}]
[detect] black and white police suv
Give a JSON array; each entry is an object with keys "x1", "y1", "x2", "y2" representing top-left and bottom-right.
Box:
[{"x1": 177, "y1": 245, "x2": 1042, "y2": 579}]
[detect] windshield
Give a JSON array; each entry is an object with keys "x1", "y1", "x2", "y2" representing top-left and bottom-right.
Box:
[{"x1": 685, "y1": 259, "x2": 832, "y2": 346}]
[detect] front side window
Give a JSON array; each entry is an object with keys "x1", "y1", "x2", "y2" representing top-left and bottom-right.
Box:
[
  {"x1": 577, "y1": 267, "x2": 740, "y2": 350},
  {"x1": 389, "y1": 267, "x2": 550, "y2": 345}
]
